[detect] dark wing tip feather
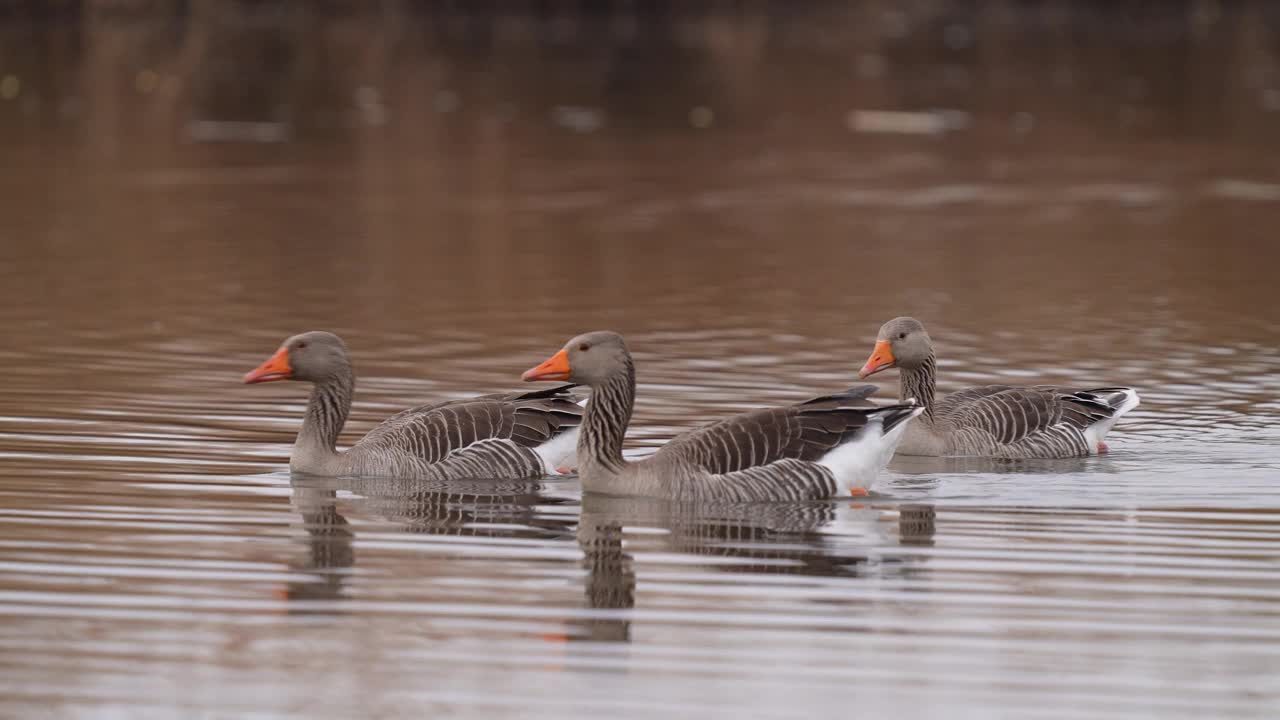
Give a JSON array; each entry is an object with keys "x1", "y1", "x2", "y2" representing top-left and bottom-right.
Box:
[
  {"x1": 507, "y1": 390, "x2": 584, "y2": 449},
  {"x1": 798, "y1": 385, "x2": 877, "y2": 409},
  {"x1": 660, "y1": 386, "x2": 900, "y2": 476},
  {"x1": 1077, "y1": 387, "x2": 1138, "y2": 410},
  {"x1": 1061, "y1": 391, "x2": 1118, "y2": 419},
  {"x1": 512, "y1": 383, "x2": 581, "y2": 401},
  {"x1": 873, "y1": 404, "x2": 922, "y2": 434}
]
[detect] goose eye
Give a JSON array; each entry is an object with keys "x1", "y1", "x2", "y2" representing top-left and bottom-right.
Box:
[
  {"x1": 297, "y1": 341, "x2": 308, "y2": 349},
  {"x1": 897, "y1": 332, "x2": 906, "y2": 340},
  {"x1": 578, "y1": 343, "x2": 590, "y2": 352}
]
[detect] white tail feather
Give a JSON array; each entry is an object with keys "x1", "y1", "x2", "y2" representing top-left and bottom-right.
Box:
[
  {"x1": 1083, "y1": 388, "x2": 1140, "y2": 451},
  {"x1": 818, "y1": 407, "x2": 923, "y2": 492}
]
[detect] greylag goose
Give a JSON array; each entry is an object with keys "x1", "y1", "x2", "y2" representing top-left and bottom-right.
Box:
[
  {"x1": 521, "y1": 331, "x2": 922, "y2": 500},
  {"x1": 858, "y1": 317, "x2": 1140, "y2": 458},
  {"x1": 245, "y1": 331, "x2": 582, "y2": 478}
]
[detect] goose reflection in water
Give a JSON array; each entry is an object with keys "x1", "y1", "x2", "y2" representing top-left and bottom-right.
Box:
[
  {"x1": 565, "y1": 495, "x2": 939, "y2": 644},
  {"x1": 280, "y1": 474, "x2": 579, "y2": 613},
  {"x1": 280, "y1": 474, "x2": 936, "y2": 638},
  {"x1": 897, "y1": 504, "x2": 937, "y2": 547},
  {"x1": 335, "y1": 475, "x2": 576, "y2": 538},
  {"x1": 568, "y1": 496, "x2": 854, "y2": 645},
  {"x1": 283, "y1": 481, "x2": 356, "y2": 607}
]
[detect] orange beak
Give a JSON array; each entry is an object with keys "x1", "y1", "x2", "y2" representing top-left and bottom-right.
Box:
[
  {"x1": 244, "y1": 347, "x2": 293, "y2": 384},
  {"x1": 858, "y1": 340, "x2": 896, "y2": 379},
  {"x1": 522, "y1": 349, "x2": 572, "y2": 382}
]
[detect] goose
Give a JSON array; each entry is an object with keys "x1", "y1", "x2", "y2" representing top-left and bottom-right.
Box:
[
  {"x1": 244, "y1": 331, "x2": 582, "y2": 479},
  {"x1": 521, "y1": 331, "x2": 922, "y2": 500},
  {"x1": 857, "y1": 317, "x2": 1140, "y2": 458}
]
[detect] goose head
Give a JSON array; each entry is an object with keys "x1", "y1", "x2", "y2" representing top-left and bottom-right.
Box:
[
  {"x1": 244, "y1": 331, "x2": 350, "y2": 384},
  {"x1": 522, "y1": 331, "x2": 630, "y2": 387},
  {"x1": 859, "y1": 317, "x2": 933, "y2": 378}
]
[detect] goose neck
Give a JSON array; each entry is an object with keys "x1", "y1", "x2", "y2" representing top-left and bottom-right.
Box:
[
  {"x1": 900, "y1": 354, "x2": 937, "y2": 419},
  {"x1": 297, "y1": 370, "x2": 354, "y2": 458},
  {"x1": 579, "y1": 359, "x2": 636, "y2": 474}
]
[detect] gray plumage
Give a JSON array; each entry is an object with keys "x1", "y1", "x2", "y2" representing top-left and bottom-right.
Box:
[
  {"x1": 859, "y1": 317, "x2": 1140, "y2": 458},
  {"x1": 523, "y1": 331, "x2": 922, "y2": 501},
  {"x1": 245, "y1": 331, "x2": 582, "y2": 479}
]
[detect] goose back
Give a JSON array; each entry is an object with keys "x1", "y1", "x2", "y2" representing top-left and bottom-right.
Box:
[
  {"x1": 348, "y1": 385, "x2": 583, "y2": 479},
  {"x1": 655, "y1": 386, "x2": 880, "y2": 471},
  {"x1": 649, "y1": 389, "x2": 919, "y2": 501},
  {"x1": 930, "y1": 385, "x2": 1138, "y2": 458}
]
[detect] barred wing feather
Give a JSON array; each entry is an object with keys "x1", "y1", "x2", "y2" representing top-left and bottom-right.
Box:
[{"x1": 656, "y1": 386, "x2": 882, "y2": 475}]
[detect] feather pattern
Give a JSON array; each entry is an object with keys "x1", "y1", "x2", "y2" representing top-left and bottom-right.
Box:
[
  {"x1": 250, "y1": 332, "x2": 585, "y2": 479},
  {"x1": 307, "y1": 384, "x2": 583, "y2": 479},
  {"x1": 543, "y1": 331, "x2": 921, "y2": 501},
  {"x1": 894, "y1": 344, "x2": 1138, "y2": 458},
  {"x1": 658, "y1": 387, "x2": 880, "y2": 473}
]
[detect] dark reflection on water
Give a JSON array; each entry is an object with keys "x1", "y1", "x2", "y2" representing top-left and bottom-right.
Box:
[
  {"x1": 279, "y1": 477, "x2": 943, "y2": 646},
  {"x1": 576, "y1": 506, "x2": 636, "y2": 645},
  {"x1": 286, "y1": 483, "x2": 354, "y2": 606},
  {"x1": 2, "y1": 2, "x2": 1280, "y2": 718}
]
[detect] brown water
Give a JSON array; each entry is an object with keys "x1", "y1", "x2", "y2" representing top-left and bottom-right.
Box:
[{"x1": 3, "y1": 4, "x2": 1280, "y2": 718}]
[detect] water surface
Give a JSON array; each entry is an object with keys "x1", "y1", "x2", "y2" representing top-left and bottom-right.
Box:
[{"x1": 2, "y1": 4, "x2": 1280, "y2": 718}]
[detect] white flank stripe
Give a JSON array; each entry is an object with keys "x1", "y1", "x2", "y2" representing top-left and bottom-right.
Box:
[{"x1": 535, "y1": 426, "x2": 581, "y2": 474}]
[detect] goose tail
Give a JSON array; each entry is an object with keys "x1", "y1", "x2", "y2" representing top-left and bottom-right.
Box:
[
  {"x1": 818, "y1": 402, "x2": 924, "y2": 493},
  {"x1": 1081, "y1": 387, "x2": 1140, "y2": 453}
]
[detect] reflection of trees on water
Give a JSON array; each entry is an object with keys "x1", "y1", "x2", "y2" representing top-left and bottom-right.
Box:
[
  {"x1": 8, "y1": 1, "x2": 1276, "y2": 336},
  {"x1": 7, "y1": 2, "x2": 1280, "y2": 144}
]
